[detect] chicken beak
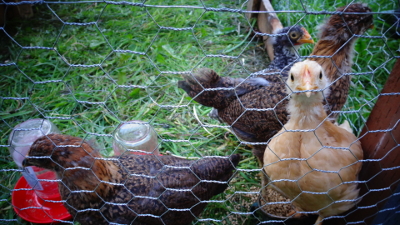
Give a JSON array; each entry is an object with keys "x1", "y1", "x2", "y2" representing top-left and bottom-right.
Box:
[
  {"x1": 297, "y1": 27, "x2": 314, "y2": 44},
  {"x1": 22, "y1": 158, "x2": 29, "y2": 167},
  {"x1": 299, "y1": 82, "x2": 313, "y2": 98},
  {"x1": 305, "y1": 90, "x2": 312, "y2": 98},
  {"x1": 298, "y1": 64, "x2": 314, "y2": 98}
]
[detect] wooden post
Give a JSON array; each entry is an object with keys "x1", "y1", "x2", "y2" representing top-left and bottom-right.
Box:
[
  {"x1": 246, "y1": 0, "x2": 283, "y2": 61},
  {"x1": 0, "y1": 0, "x2": 35, "y2": 26},
  {"x1": 325, "y1": 59, "x2": 400, "y2": 224},
  {"x1": 15, "y1": 0, "x2": 34, "y2": 19},
  {"x1": 245, "y1": 0, "x2": 260, "y2": 20}
]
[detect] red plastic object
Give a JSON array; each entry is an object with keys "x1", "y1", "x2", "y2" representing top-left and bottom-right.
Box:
[{"x1": 12, "y1": 167, "x2": 72, "y2": 224}]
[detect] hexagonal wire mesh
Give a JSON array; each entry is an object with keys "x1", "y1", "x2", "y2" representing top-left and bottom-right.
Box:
[{"x1": 0, "y1": 0, "x2": 399, "y2": 224}]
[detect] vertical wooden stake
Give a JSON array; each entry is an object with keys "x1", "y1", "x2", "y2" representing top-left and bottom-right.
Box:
[{"x1": 246, "y1": 0, "x2": 283, "y2": 61}]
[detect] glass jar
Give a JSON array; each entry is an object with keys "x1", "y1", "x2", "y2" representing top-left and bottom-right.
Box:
[
  {"x1": 113, "y1": 120, "x2": 159, "y2": 156},
  {"x1": 8, "y1": 119, "x2": 60, "y2": 197},
  {"x1": 8, "y1": 119, "x2": 61, "y2": 168}
]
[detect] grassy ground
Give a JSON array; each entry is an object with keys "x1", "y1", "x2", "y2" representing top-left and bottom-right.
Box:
[{"x1": 0, "y1": 0, "x2": 398, "y2": 224}]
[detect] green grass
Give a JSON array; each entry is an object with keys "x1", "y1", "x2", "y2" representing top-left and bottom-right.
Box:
[{"x1": 0, "y1": 0, "x2": 398, "y2": 224}]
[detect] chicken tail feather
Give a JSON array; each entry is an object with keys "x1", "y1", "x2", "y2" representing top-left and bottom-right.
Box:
[
  {"x1": 179, "y1": 68, "x2": 251, "y2": 109},
  {"x1": 189, "y1": 154, "x2": 240, "y2": 199}
]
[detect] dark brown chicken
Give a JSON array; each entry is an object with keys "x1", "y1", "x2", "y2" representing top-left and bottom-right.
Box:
[
  {"x1": 178, "y1": 3, "x2": 373, "y2": 163},
  {"x1": 22, "y1": 134, "x2": 240, "y2": 225}
]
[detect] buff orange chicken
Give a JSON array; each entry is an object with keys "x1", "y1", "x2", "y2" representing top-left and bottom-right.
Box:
[{"x1": 263, "y1": 60, "x2": 363, "y2": 224}]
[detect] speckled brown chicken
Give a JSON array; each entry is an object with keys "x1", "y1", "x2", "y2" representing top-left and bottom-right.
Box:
[
  {"x1": 22, "y1": 134, "x2": 240, "y2": 225},
  {"x1": 180, "y1": 25, "x2": 313, "y2": 114},
  {"x1": 178, "y1": 3, "x2": 373, "y2": 163}
]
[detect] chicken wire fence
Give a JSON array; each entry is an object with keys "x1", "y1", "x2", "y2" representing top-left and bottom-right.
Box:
[{"x1": 0, "y1": 0, "x2": 399, "y2": 224}]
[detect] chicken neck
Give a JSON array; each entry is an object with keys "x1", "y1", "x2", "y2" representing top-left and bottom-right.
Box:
[
  {"x1": 287, "y1": 93, "x2": 328, "y2": 129},
  {"x1": 268, "y1": 44, "x2": 301, "y2": 71}
]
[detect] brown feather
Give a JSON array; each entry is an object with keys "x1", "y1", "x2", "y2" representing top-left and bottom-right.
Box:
[
  {"x1": 178, "y1": 3, "x2": 373, "y2": 164},
  {"x1": 23, "y1": 134, "x2": 240, "y2": 225}
]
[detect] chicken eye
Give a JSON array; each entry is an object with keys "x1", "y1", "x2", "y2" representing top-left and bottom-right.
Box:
[
  {"x1": 289, "y1": 31, "x2": 299, "y2": 39},
  {"x1": 319, "y1": 72, "x2": 323, "y2": 79},
  {"x1": 290, "y1": 74, "x2": 294, "y2": 81}
]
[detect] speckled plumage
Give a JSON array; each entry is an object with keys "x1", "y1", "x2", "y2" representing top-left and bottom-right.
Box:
[
  {"x1": 310, "y1": 3, "x2": 374, "y2": 118},
  {"x1": 265, "y1": 25, "x2": 314, "y2": 72},
  {"x1": 23, "y1": 134, "x2": 239, "y2": 225},
  {"x1": 178, "y1": 4, "x2": 373, "y2": 163},
  {"x1": 179, "y1": 26, "x2": 312, "y2": 161}
]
